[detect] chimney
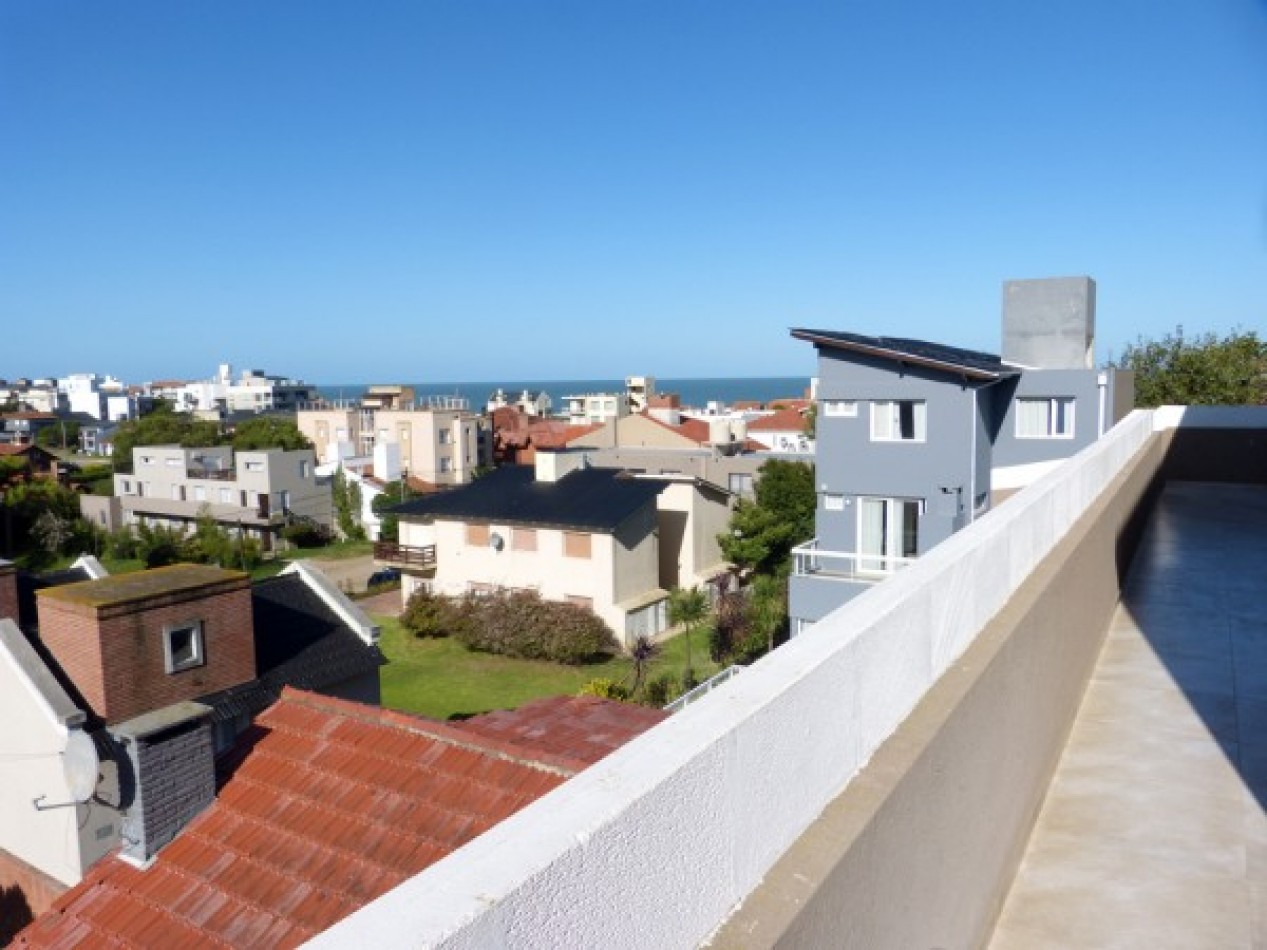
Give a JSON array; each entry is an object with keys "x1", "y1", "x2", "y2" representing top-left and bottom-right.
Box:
[
  {"x1": 110, "y1": 701, "x2": 215, "y2": 864},
  {"x1": 534, "y1": 448, "x2": 587, "y2": 483},
  {"x1": 36, "y1": 564, "x2": 256, "y2": 724},
  {"x1": 1001, "y1": 276, "x2": 1096, "y2": 369},
  {"x1": 0, "y1": 559, "x2": 17, "y2": 622}
]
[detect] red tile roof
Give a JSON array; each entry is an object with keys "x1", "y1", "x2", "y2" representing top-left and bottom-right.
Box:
[
  {"x1": 17, "y1": 689, "x2": 664, "y2": 949},
  {"x1": 746, "y1": 407, "x2": 809, "y2": 431}
]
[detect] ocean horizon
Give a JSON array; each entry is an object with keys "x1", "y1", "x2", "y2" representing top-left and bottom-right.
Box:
[{"x1": 316, "y1": 376, "x2": 811, "y2": 411}]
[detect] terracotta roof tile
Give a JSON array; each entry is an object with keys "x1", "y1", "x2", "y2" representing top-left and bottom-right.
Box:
[
  {"x1": 746, "y1": 407, "x2": 809, "y2": 431},
  {"x1": 17, "y1": 688, "x2": 663, "y2": 949}
]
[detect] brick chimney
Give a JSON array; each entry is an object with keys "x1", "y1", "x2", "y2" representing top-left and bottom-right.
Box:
[
  {"x1": 36, "y1": 564, "x2": 256, "y2": 724},
  {"x1": 110, "y1": 701, "x2": 216, "y2": 864},
  {"x1": 0, "y1": 559, "x2": 16, "y2": 622}
]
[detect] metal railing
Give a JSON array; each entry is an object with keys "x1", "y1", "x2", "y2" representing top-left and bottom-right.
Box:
[
  {"x1": 664, "y1": 665, "x2": 745, "y2": 713},
  {"x1": 373, "y1": 541, "x2": 437, "y2": 569},
  {"x1": 791, "y1": 538, "x2": 916, "y2": 580}
]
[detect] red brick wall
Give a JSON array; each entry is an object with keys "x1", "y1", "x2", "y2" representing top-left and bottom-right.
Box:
[
  {"x1": 39, "y1": 586, "x2": 256, "y2": 724},
  {"x1": 0, "y1": 563, "x2": 16, "y2": 623}
]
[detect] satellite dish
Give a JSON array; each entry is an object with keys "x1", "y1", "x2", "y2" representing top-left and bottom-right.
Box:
[
  {"x1": 64, "y1": 730, "x2": 100, "y2": 803},
  {"x1": 489, "y1": 532, "x2": 505, "y2": 552}
]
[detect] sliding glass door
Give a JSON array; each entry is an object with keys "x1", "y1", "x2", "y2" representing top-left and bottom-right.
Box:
[{"x1": 858, "y1": 497, "x2": 920, "y2": 574}]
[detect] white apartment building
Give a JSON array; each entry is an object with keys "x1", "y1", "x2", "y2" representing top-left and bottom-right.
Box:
[{"x1": 113, "y1": 444, "x2": 331, "y2": 550}]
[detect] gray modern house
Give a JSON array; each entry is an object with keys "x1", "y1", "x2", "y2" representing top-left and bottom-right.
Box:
[{"x1": 789, "y1": 276, "x2": 1132, "y2": 633}]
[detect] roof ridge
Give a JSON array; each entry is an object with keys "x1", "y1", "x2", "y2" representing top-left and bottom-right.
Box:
[{"x1": 276, "y1": 687, "x2": 585, "y2": 775}]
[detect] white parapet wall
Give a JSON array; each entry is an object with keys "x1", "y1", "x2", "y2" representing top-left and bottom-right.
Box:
[{"x1": 310, "y1": 408, "x2": 1194, "y2": 949}]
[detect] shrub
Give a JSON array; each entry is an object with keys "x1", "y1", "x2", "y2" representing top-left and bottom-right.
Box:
[
  {"x1": 643, "y1": 673, "x2": 675, "y2": 707},
  {"x1": 400, "y1": 589, "x2": 468, "y2": 639},
  {"x1": 579, "y1": 678, "x2": 630, "y2": 701},
  {"x1": 104, "y1": 528, "x2": 139, "y2": 560},
  {"x1": 137, "y1": 524, "x2": 183, "y2": 568},
  {"x1": 455, "y1": 590, "x2": 618, "y2": 664},
  {"x1": 282, "y1": 519, "x2": 333, "y2": 549}
]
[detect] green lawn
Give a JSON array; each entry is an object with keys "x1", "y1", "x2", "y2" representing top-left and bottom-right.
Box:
[{"x1": 376, "y1": 614, "x2": 720, "y2": 720}]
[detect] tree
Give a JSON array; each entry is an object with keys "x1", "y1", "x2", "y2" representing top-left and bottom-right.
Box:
[
  {"x1": 111, "y1": 405, "x2": 221, "y2": 472},
  {"x1": 627, "y1": 634, "x2": 662, "y2": 698},
  {"x1": 231, "y1": 416, "x2": 313, "y2": 451},
  {"x1": 332, "y1": 469, "x2": 366, "y2": 540},
  {"x1": 371, "y1": 480, "x2": 411, "y2": 543},
  {"x1": 668, "y1": 586, "x2": 709, "y2": 683},
  {"x1": 36, "y1": 419, "x2": 80, "y2": 450},
  {"x1": 1115, "y1": 327, "x2": 1267, "y2": 408},
  {"x1": 718, "y1": 459, "x2": 816, "y2": 575}
]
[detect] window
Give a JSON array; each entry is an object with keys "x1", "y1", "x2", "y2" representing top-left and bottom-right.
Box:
[
  {"x1": 823, "y1": 400, "x2": 858, "y2": 418},
  {"x1": 165, "y1": 457, "x2": 181, "y2": 467},
  {"x1": 466, "y1": 523, "x2": 489, "y2": 547},
  {"x1": 279, "y1": 490, "x2": 291, "y2": 512},
  {"x1": 299, "y1": 460, "x2": 310, "y2": 478},
  {"x1": 438, "y1": 428, "x2": 452, "y2": 445},
  {"x1": 121, "y1": 479, "x2": 131, "y2": 493},
  {"x1": 728, "y1": 473, "x2": 754, "y2": 496},
  {"x1": 172, "y1": 484, "x2": 184, "y2": 500},
  {"x1": 824, "y1": 493, "x2": 845, "y2": 512},
  {"x1": 1016, "y1": 397, "x2": 1075, "y2": 439},
  {"x1": 244, "y1": 461, "x2": 264, "y2": 472},
  {"x1": 870, "y1": 400, "x2": 926, "y2": 442},
  {"x1": 164, "y1": 621, "x2": 205, "y2": 673},
  {"x1": 512, "y1": 528, "x2": 538, "y2": 552},
  {"x1": 140, "y1": 455, "x2": 154, "y2": 465},
  {"x1": 857, "y1": 498, "x2": 921, "y2": 573},
  {"x1": 439, "y1": 458, "x2": 452, "y2": 474},
  {"x1": 563, "y1": 531, "x2": 592, "y2": 558},
  {"x1": 219, "y1": 488, "x2": 233, "y2": 504}
]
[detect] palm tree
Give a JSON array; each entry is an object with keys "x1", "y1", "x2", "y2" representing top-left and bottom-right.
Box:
[
  {"x1": 628, "y1": 634, "x2": 662, "y2": 698},
  {"x1": 668, "y1": 586, "x2": 709, "y2": 681}
]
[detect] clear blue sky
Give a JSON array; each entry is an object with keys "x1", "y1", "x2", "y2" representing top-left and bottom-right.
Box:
[{"x1": 2, "y1": 1, "x2": 1265, "y2": 384}]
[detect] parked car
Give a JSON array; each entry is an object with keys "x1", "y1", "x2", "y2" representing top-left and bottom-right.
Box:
[{"x1": 367, "y1": 568, "x2": 401, "y2": 588}]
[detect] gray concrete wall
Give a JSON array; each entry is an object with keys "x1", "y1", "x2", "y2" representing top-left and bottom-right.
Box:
[
  {"x1": 788, "y1": 573, "x2": 869, "y2": 624},
  {"x1": 1001, "y1": 276, "x2": 1095, "y2": 369},
  {"x1": 713, "y1": 427, "x2": 1170, "y2": 950}
]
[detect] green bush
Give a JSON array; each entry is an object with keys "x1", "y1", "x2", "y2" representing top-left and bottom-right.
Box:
[
  {"x1": 579, "y1": 678, "x2": 630, "y2": 701},
  {"x1": 643, "y1": 673, "x2": 675, "y2": 707},
  {"x1": 400, "y1": 589, "x2": 470, "y2": 639},
  {"x1": 104, "y1": 528, "x2": 139, "y2": 560},
  {"x1": 452, "y1": 589, "x2": 618, "y2": 664},
  {"x1": 281, "y1": 520, "x2": 333, "y2": 549}
]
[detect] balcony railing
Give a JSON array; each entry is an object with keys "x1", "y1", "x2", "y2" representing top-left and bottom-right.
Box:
[
  {"x1": 187, "y1": 469, "x2": 235, "y2": 481},
  {"x1": 791, "y1": 538, "x2": 916, "y2": 580},
  {"x1": 373, "y1": 541, "x2": 437, "y2": 569}
]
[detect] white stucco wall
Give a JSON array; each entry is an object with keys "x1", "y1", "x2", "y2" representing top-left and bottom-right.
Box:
[{"x1": 310, "y1": 409, "x2": 1165, "y2": 949}]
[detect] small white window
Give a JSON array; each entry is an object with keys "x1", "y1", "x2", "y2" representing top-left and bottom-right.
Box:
[
  {"x1": 728, "y1": 473, "x2": 754, "y2": 495},
  {"x1": 140, "y1": 455, "x2": 154, "y2": 465},
  {"x1": 194, "y1": 485, "x2": 206, "y2": 501},
  {"x1": 165, "y1": 457, "x2": 181, "y2": 467},
  {"x1": 1016, "y1": 397, "x2": 1075, "y2": 439},
  {"x1": 164, "y1": 621, "x2": 205, "y2": 673},
  {"x1": 121, "y1": 479, "x2": 131, "y2": 493},
  {"x1": 299, "y1": 460, "x2": 310, "y2": 478},
  {"x1": 440, "y1": 458, "x2": 452, "y2": 473},
  {"x1": 822, "y1": 400, "x2": 857, "y2": 418},
  {"x1": 219, "y1": 488, "x2": 233, "y2": 503},
  {"x1": 824, "y1": 493, "x2": 845, "y2": 511},
  {"x1": 870, "y1": 400, "x2": 926, "y2": 442},
  {"x1": 244, "y1": 461, "x2": 264, "y2": 472}
]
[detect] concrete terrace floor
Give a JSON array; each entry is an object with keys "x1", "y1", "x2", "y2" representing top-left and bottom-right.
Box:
[{"x1": 991, "y1": 482, "x2": 1267, "y2": 949}]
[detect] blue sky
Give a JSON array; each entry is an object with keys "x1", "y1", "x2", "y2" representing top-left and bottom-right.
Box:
[{"x1": 2, "y1": 1, "x2": 1265, "y2": 384}]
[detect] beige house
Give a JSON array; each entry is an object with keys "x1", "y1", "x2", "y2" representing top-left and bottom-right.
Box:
[
  {"x1": 298, "y1": 386, "x2": 481, "y2": 486},
  {"x1": 380, "y1": 450, "x2": 734, "y2": 646},
  {"x1": 113, "y1": 444, "x2": 330, "y2": 550}
]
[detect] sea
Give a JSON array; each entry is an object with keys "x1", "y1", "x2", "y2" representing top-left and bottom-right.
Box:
[{"x1": 316, "y1": 377, "x2": 811, "y2": 412}]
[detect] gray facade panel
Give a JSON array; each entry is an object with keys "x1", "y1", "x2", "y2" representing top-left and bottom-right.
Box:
[
  {"x1": 993, "y1": 369, "x2": 1109, "y2": 468},
  {"x1": 788, "y1": 573, "x2": 870, "y2": 624}
]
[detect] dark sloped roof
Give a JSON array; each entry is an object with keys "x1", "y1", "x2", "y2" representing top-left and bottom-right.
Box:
[
  {"x1": 394, "y1": 465, "x2": 668, "y2": 532},
  {"x1": 790, "y1": 328, "x2": 1018, "y2": 381},
  {"x1": 197, "y1": 573, "x2": 383, "y2": 724}
]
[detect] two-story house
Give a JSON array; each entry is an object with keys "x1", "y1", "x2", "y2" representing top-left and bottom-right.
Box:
[
  {"x1": 380, "y1": 449, "x2": 734, "y2": 646},
  {"x1": 113, "y1": 444, "x2": 331, "y2": 550},
  {"x1": 788, "y1": 276, "x2": 1132, "y2": 634}
]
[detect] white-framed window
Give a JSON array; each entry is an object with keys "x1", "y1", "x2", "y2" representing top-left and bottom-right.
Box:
[
  {"x1": 870, "y1": 400, "x2": 926, "y2": 442},
  {"x1": 1016, "y1": 397, "x2": 1075, "y2": 439},
  {"x1": 163, "y1": 620, "x2": 205, "y2": 673},
  {"x1": 728, "y1": 473, "x2": 754, "y2": 495},
  {"x1": 512, "y1": 527, "x2": 538, "y2": 552},
  {"x1": 824, "y1": 493, "x2": 845, "y2": 512},
  {"x1": 279, "y1": 490, "x2": 291, "y2": 512},
  {"x1": 822, "y1": 400, "x2": 857, "y2": 418},
  {"x1": 857, "y1": 497, "x2": 922, "y2": 574},
  {"x1": 438, "y1": 428, "x2": 452, "y2": 445},
  {"x1": 194, "y1": 485, "x2": 206, "y2": 501},
  {"x1": 120, "y1": 479, "x2": 131, "y2": 493},
  {"x1": 219, "y1": 488, "x2": 233, "y2": 504},
  {"x1": 244, "y1": 461, "x2": 264, "y2": 472},
  {"x1": 165, "y1": 457, "x2": 181, "y2": 467},
  {"x1": 139, "y1": 455, "x2": 154, "y2": 465},
  {"x1": 439, "y1": 457, "x2": 452, "y2": 474}
]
